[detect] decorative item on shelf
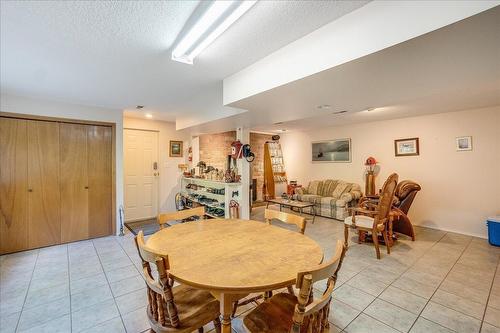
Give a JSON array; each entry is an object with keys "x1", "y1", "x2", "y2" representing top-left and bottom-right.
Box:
[
  {"x1": 394, "y1": 137, "x2": 419, "y2": 156},
  {"x1": 178, "y1": 163, "x2": 188, "y2": 172},
  {"x1": 188, "y1": 146, "x2": 193, "y2": 161},
  {"x1": 197, "y1": 161, "x2": 206, "y2": 177},
  {"x1": 364, "y1": 156, "x2": 378, "y2": 196},
  {"x1": 229, "y1": 200, "x2": 240, "y2": 219},
  {"x1": 169, "y1": 140, "x2": 183, "y2": 157},
  {"x1": 312, "y1": 138, "x2": 351, "y2": 162},
  {"x1": 456, "y1": 136, "x2": 472, "y2": 151}
]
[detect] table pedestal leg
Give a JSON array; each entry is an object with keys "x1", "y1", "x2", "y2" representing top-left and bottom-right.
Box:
[{"x1": 213, "y1": 292, "x2": 247, "y2": 333}]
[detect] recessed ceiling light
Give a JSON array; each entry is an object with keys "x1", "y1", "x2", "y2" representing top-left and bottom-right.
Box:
[
  {"x1": 278, "y1": 129, "x2": 287, "y2": 132},
  {"x1": 136, "y1": 105, "x2": 145, "y2": 109},
  {"x1": 145, "y1": 113, "x2": 153, "y2": 119},
  {"x1": 365, "y1": 107, "x2": 377, "y2": 112},
  {"x1": 274, "y1": 122, "x2": 284, "y2": 125},
  {"x1": 317, "y1": 104, "x2": 331, "y2": 109},
  {"x1": 172, "y1": 1, "x2": 257, "y2": 64}
]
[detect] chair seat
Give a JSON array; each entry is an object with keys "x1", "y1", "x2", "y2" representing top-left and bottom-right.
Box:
[
  {"x1": 243, "y1": 293, "x2": 311, "y2": 333},
  {"x1": 344, "y1": 215, "x2": 374, "y2": 228},
  {"x1": 147, "y1": 284, "x2": 220, "y2": 333}
]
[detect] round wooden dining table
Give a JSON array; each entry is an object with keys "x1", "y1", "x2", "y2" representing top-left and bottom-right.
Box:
[{"x1": 146, "y1": 218, "x2": 324, "y2": 333}]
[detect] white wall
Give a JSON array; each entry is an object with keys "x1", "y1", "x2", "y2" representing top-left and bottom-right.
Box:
[
  {"x1": 123, "y1": 117, "x2": 190, "y2": 213},
  {"x1": 0, "y1": 93, "x2": 124, "y2": 234},
  {"x1": 281, "y1": 106, "x2": 500, "y2": 238}
]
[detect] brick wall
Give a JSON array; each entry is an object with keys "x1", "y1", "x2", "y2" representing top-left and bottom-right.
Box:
[
  {"x1": 199, "y1": 131, "x2": 236, "y2": 171},
  {"x1": 250, "y1": 132, "x2": 273, "y2": 202}
]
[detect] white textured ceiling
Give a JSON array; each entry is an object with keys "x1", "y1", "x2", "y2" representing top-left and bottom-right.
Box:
[{"x1": 0, "y1": 0, "x2": 369, "y2": 121}]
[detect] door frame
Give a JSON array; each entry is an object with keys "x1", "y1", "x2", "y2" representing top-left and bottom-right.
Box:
[
  {"x1": 0, "y1": 111, "x2": 117, "y2": 235},
  {"x1": 123, "y1": 127, "x2": 160, "y2": 222}
]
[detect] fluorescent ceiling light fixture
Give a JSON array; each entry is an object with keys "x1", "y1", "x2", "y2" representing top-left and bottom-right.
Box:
[{"x1": 172, "y1": 1, "x2": 257, "y2": 64}]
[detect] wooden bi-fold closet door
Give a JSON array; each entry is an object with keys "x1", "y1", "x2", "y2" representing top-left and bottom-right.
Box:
[
  {"x1": 27, "y1": 120, "x2": 61, "y2": 248},
  {"x1": 87, "y1": 125, "x2": 112, "y2": 238},
  {"x1": 0, "y1": 118, "x2": 28, "y2": 254},
  {"x1": 60, "y1": 123, "x2": 89, "y2": 243},
  {"x1": 0, "y1": 116, "x2": 113, "y2": 254},
  {"x1": 0, "y1": 118, "x2": 61, "y2": 252},
  {"x1": 60, "y1": 123, "x2": 112, "y2": 242}
]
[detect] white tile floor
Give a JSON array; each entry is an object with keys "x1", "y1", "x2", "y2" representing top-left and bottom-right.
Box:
[{"x1": 1, "y1": 206, "x2": 499, "y2": 333}]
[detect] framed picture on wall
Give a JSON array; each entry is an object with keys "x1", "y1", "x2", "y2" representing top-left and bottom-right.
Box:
[
  {"x1": 456, "y1": 136, "x2": 472, "y2": 151},
  {"x1": 312, "y1": 138, "x2": 351, "y2": 162},
  {"x1": 394, "y1": 137, "x2": 419, "y2": 156},
  {"x1": 169, "y1": 140, "x2": 183, "y2": 157}
]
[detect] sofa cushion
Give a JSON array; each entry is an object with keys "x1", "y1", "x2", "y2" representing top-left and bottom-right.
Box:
[
  {"x1": 307, "y1": 181, "x2": 323, "y2": 196},
  {"x1": 331, "y1": 182, "x2": 349, "y2": 199},
  {"x1": 321, "y1": 180, "x2": 338, "y2": 197},
  {"x1": 300, "y1": 194, "x2": 321, "y2": 203}
]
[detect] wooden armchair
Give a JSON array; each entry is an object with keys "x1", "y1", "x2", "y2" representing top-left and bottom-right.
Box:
[
  {"x1": 242, "y1": 240, "x2": 347, "y2": 333},
  {"x1": 157, "y1": 206, "x2": 205, "y2": 229},
  {"x1": 134, "y1": 231, "x2": 221, "y2": 333},
  {"x1": 344, "y1": 173, "x2": 399, "y2": 259},
  {"x1": 265, "y1": 209, "x2": 307, "y2": 234},
  {"x1": 231, "y1": 209, "x2": 307, "y2": 317},
  {"x1": 358, "y1": 180, "x2": 420, "y2": 241}
]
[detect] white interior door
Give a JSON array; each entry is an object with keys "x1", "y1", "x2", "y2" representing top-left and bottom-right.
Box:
[{"x1": 124, "y1": 129, "x2": 159, "y2": 221}]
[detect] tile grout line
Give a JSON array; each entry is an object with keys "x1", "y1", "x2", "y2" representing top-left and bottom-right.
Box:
[
  {"x1": 338, "y1": 230, "x2": 449, "y2": 332},
  {"x1": 406, "y1": 235, "x2": 474, "y2": 333},
  {"x1": 91, "y1": 238, "x2": 128, "y2": 333},
  {"x1": 479, "y1": 253, "x2": 500, "y2": 332},
  {"x1": 334, "y1": 232, "x2": 448, "y2": 332},
  {"x1": 14, "y1": 249, "x2": 39, "y2": 333}
]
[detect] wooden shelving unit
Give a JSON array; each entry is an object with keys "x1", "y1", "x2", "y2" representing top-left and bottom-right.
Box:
[
  {"x1": 180, "y1": 177, "x2": 242, "y2": 218},
  {"x1": 263, "y1": 141, "x2": 287, "y2": 199}
]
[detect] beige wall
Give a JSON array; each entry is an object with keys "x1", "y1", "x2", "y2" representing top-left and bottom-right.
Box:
[
  {"x1": 281, "y1": 106, "x2": 500, "y2": 238},
  {"x1": 123, "y1": 117, "x2": 189, "y2": 213}
]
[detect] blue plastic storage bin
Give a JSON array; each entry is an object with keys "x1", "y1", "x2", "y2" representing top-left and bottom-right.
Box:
[{"x1": 487, "y1": 216, "x2": 500, "y2": 246}]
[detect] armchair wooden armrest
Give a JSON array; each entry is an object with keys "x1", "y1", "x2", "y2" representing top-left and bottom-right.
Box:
[{"x1": 351, "y1": 207, "x2": 379, "y2": 216}]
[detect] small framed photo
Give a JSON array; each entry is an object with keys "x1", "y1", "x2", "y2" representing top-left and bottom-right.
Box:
[
  {"x1": 456, "y1": 136, "x2": 472, "y2": 151},
  {"x1": 169, "y1": 140, "x2": 183, "y2": 157},
  {"x1": 394, "y1": 138, "x2": 419, "y2": 157}
]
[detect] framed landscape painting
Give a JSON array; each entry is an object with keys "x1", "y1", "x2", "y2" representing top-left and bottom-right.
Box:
[
  {"x1": 169, "y1": 140, "x2": 183, "y2": 157},
  {"x1": 312, "y1": 138, "x2": 351, "y2": 162},
  {"x1": 394, "y1": 137, "x2": 419, "y2": 156}
]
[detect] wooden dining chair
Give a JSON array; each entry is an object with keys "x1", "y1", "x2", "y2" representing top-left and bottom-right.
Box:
[
  {"x1": 231, "y1": 209, "x2": 307, "y2": 317},
  {"x1": 265, "y1": 209, "x2": 307, "y2": 234},
  {"x1": 242, "y1": 240, "x2": 347, "y2": 333},
  {"x1": 134, "y1": 231, "x2": 221, "y2": 333},
  {"x1": 344, "y1": 173, "x2": 399, "y2": 259},
  {"x1": 157, "y1": 206, "x2": 205, "y2": 229}
]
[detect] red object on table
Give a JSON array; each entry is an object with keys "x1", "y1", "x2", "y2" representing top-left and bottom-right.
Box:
[{"x1": 287, "y1": 184, "x2": 302, "y2": 195}]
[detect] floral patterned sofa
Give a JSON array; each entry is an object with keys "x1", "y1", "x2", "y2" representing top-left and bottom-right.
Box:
[{"x1": 293, "y1": 180, "x2": 362, "y2": 220}]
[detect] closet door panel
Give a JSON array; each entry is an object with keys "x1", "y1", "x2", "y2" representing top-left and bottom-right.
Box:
[
  {"x1": 27, "y1": 120, "x2": 61, "y2": 248},
  {"x1": 0, "y1": 118, "x2": 28, "y2": 254},
  {"x1": 60, "y1": 123, "x2": 89, "y2": 242},
  {"x1": 87, "y1": 125, "x2": 112, "y2": 238}
]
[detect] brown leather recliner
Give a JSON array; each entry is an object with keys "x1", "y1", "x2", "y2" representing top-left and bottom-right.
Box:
[{"x1": 392, "y1": 180, "x2": 421, "y2": 240}]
